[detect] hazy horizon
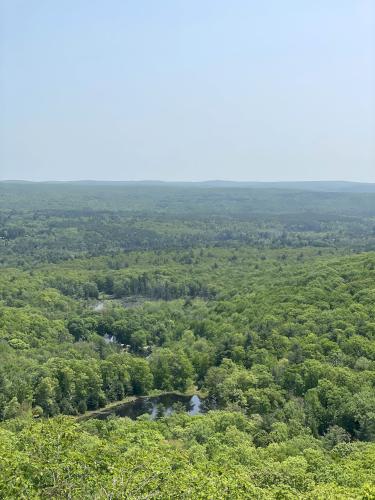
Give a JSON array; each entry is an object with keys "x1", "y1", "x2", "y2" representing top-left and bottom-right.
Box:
[
  {"x1": 1, "y1": 1, "x2": 374, "y2": 182},
  {"x1": 0, "y1": 178, "x2": 375, "y2": 184}
]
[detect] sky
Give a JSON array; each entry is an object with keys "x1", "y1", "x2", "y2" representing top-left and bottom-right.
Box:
[{"x1": 0, "y1": 0, "x2": 374, "y2": 182}]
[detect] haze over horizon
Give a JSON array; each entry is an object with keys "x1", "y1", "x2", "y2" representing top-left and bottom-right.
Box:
[{"x1": 1, "y1": 1, "x2": 374, "y2": 182}]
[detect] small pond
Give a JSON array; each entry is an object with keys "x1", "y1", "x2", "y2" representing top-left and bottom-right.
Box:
[{"x1": 92, "y1": 393, "x2": 211, "y2": 421}]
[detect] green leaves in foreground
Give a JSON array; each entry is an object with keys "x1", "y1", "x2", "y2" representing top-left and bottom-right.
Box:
[{"x1": 1, "y1": 414, "x2": 374, "y2": 499}]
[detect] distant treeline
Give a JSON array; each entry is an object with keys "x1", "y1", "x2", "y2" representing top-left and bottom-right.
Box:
[{"x1": 1, "y1": 184, "x2": 375, "y2": 266}]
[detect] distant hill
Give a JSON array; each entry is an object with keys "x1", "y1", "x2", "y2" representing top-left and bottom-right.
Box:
[
  {"x1": 1, "y1": 179, "x2": 375, "y2": 192},
  {"x1": 197, "y1": 181, "x2": 375, "y2": 192}
]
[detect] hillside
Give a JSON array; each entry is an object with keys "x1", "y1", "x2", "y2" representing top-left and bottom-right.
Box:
[{"x1": 0, "y1": 184, "x2": 374, "y2": 498}]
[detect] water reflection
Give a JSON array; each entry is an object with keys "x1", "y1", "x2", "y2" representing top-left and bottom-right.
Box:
[{"x1": 93, "y1": 393, "x2": 208, "y2": 420}]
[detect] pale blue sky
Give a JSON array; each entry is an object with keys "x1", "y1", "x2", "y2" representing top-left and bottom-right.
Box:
[{"x1": 1, "y1": 0, "x2": 374, "y2": 181}]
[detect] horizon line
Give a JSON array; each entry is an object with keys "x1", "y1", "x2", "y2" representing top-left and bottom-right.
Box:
[{"x1": 1, "y1": 179, "x2": 375, "y2": 185}]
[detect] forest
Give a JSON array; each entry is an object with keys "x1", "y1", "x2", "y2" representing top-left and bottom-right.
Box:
[{"x1": 0, "y1": 182, "x2": 374, "y2": 498}]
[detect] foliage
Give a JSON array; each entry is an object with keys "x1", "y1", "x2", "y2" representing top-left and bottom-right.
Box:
[{"x1": 0, "y1": 183, "x2": 375, "y2": 497}]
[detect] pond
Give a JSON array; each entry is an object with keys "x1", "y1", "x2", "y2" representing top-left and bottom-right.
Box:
[{"x1": 91, "y1": 393, "x2": 211, "y2": 420}]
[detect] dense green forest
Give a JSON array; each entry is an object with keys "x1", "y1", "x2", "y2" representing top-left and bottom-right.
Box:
[{"x1": 0, "y1": 183, "x2": 374, "y2": 498}]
